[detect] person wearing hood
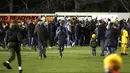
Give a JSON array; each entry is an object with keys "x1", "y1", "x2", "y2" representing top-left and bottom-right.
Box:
[
  {"x1": 3, "y1": 20, "x2": 23, "y2": 73},
  {"x1": 34, "y1": 19, "x2": 48, "y2": 59},
  {"x1": 55, "y1": 20, "x2": 67, "y2": 58}
]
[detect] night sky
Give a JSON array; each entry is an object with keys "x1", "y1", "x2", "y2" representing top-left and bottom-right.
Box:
[{"x1": 0, "y1": 0, "x2": 130, "y2": 13}]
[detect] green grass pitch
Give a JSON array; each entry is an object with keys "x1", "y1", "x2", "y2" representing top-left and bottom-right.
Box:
[{"x1": 0, "y1": 46, "x2": 130, "y2": 73}]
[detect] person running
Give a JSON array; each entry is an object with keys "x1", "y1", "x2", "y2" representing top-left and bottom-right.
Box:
[
  {"x1": 2, "y1": 20, "x2": 23, "y2": 73},
  {"x1": 55, "y1": 20, "x2": 67, "y2": 58}
]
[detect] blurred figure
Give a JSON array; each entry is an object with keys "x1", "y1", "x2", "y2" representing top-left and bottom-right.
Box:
[{"x1": 104, "y1": 54, "x2": 122, "y2": 73}]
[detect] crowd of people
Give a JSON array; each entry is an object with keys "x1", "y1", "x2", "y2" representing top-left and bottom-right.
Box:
[
  {"x1": 0, "y1": 16, "x2": 130, "y2": 73},
  {"x1": 0, "y1": 16, "x2": 130, "y2": 55}
]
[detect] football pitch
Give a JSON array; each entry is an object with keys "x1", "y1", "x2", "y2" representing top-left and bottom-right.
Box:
[{"x1": 0, "y1": 47, "x2": 130, "y2": 73}]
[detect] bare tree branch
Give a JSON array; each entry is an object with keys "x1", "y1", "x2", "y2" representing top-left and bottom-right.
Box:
[
  {"x1": 21, "y1": 0, "x2": 28, "y2": 10},
  {"x1": 120, "y1": 0, "x2": 129, "y2": 12}
]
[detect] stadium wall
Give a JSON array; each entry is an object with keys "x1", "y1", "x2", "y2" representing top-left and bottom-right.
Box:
[{"x1": 0, "y1": 12, "x2": 130, "y2": 22}]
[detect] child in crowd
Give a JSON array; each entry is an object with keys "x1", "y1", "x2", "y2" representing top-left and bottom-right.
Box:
[
  {"x1": 90, "y1": 34, "x2": 98, "y2": 56},
  {"x1": 121, "y1": 26, "x2": 128, "y2": 55}
]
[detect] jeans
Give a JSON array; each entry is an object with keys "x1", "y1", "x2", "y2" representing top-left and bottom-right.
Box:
[
  {"x1": 74, "y1": 37, "x2": 80, "y2": 45},
  {"x1": 100, "y1": 39, "x2": 105, "y2": 55},
  {"x1": 38, "y1": 41, "x2": 47, "y2": 57},
  {"x1": 106, "y1": 47, "x2": 115, "y2": 56},
  {"x1": 92, "y1": 47, "x2": 96, "y2": 55},
  {"x1": 67, "y1": 34, "x2": 73, "y2": 46},
  {"x1": 28, "y1": 37, "x2": 35, "y2": 48}
]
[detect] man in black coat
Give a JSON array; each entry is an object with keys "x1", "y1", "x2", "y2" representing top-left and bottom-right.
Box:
[{"x1": 34, "y1": 20, "x2": 48, "y2": 59}]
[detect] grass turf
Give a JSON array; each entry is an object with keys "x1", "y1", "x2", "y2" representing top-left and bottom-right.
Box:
[{"x1": 0, "y1": 46, "x2": 130, "y2": 73}]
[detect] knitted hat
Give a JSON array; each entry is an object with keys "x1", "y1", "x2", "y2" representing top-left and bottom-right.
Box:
[
  {"x1": 104, "y1": 54, "x2": 122, "y2": 71},
  {"x1": 92, "y1": 34, "x2": 96, "y2": 38}
]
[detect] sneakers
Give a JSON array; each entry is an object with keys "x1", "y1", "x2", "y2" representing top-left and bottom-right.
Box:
[
  {"x1": 121, "y1": 53, "x2": 124, "y2": 55},
  {"x1": 124, "y1": 53, "x2": 128, "y2": 55},
  {"x1": 121, "y1": 53, "x2": 128, "y2": 55},
  {"x1": 3, "y1": 62, "x2": 12, "y2": 69},
  {"x1": 72, "y1": 43, "x2": 75, "y2": 46},
  {"x1": 64, "y1": 46, "x2": 67, "y2": 48},
  {"x1": 92, "y1": 54, "x2": 96, "y2": 56},
  {"x1": 44, "y1": 54, "x2": 47, "y2": 58},
  {"x1": 67, "y1": 46, "x2": 71, "y2": 48},
  {"x1": 48, "y1": 47, "x2": 52, "y2": 49},
  {"x1": 39, "y1": 57, "x2": 42, "y2": 59},
  {"x1": 19, "y1": 69, "x2": 23, "y2": 73},
  {"x1": 59, "y1": 56, "x2": 62, "y2": 58},
  {"x1": 100, "y1": 54, "x2": 104, "y2": 56}
]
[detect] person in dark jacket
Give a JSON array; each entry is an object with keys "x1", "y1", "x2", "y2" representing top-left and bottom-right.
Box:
[
  {"x1": 98, "y1": 20, "x2": 106, "y2": 56},
  {"x1": 55, "y1": 22, "x2": 67, "y2": 58},
  {"x1": 48, "y1": 21, "x2": 56, "y2": 48},
  {"x1": 0, "y1": 21, "x2": 5, "y2": 48},
  {"x1": 34, "y1": 19, "x2": 48, "y2": 59},
  {"x1": 105, "y1": 23, "x2": 118, "y2": 56},
  {"x1": 27, "y1": 20, "x2": 35, "y2": 49},
  {"x1": 19, "y1": 22, "x2": 28, "y2": 47},
  {"x1": 3, "y1": 20, "x2": 23, "y2": 73}
]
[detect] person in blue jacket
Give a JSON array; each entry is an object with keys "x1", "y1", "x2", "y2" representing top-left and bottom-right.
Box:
[{"x1": 55, "y1": 20, "x2": 67, "y2": 58}]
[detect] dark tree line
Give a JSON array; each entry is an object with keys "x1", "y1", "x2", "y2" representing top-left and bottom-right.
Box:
[{"x1": 0, "y1": 0, "x2": 130, "y2": 13}]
